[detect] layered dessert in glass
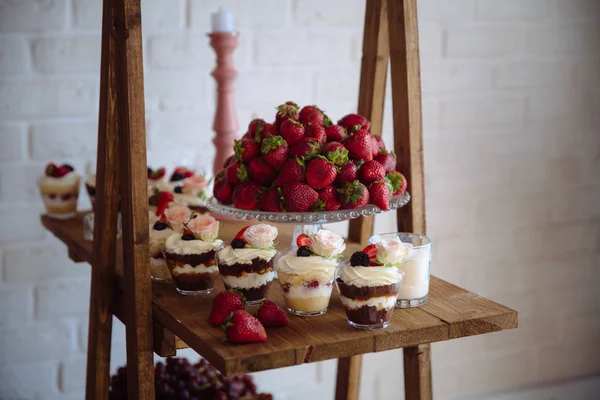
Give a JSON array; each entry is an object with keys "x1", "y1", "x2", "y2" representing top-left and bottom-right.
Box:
[
  {"x1": 369, "y1": 233, "x2": 432, "y2": 308},
  {"x1": 172, "y1": 175, "x2": 210, "y2": 213},
  {"x1": 276, "y1": 230, "x2": 345, "y2": 316},
  {"x1": 163, "y1": 214, "x2": 222, "y2": 295},
  {"x1": 217, "y1": 224, "x2": 278, "y2": 305},
  {"x1": 38, "y1": 163, "x2": 81, "y2": 219},
  {"x1": 336, "y1": 245, "x2": 405, "y2": 330},
  {"x1": 149, "y1": 219, "x2": 174, "y2": 282}
]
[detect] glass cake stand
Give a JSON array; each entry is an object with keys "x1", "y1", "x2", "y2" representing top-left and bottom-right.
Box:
[{"x1": 207, "y1": 192, "x2": 411, "y2": 246}]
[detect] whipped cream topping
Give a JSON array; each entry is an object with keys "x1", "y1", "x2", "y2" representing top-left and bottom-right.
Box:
[
  {"x1": 165, "y1": 233, "x2": 223, "y2": 255},
  {"x1": 276, "y1": 251, "x2": 338, "y2": 275},
  {"x1": 217, "y1": 246, "x2": 277, "y2": 266},
  {"x1": 39, "y1": 171, "x2": 81, "y2": 188},
  {"x1": 339, "y1": 261, "x2": 404, "y2": 287},
  {"x1": 149, "y1": 224, "x2": 174, "y2": 241},
  {"x1": 310, "y1": 229, "x2": 345, "y2": 257}
]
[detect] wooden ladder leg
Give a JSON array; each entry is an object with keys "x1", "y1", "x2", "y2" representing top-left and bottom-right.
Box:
[
  {"x1": 85, "y1": 0, "x2": 121, "y2": 398},
  {"x1": 387, "y1": 0, "x2": 429, "y2": 399},
  {"x1": 113, "y1": 0, "x2": 155, "y2": 398},
  {"x1": 335, "y1": 356, "x2": 363, "y2": 400}
]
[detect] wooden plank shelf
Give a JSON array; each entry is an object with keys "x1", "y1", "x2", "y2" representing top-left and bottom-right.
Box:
[{"x1": 42, "y1": 213, "x2": 517, "y2": 376}]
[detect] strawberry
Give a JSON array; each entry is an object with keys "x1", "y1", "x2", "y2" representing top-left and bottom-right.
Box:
[
  {"x1": 45, "y1": 162, "x2": 59, "y2": 177},
  {"x1": 358, "y1": 160, "x2": 386, "y2": 185},
  {"x1": 373, "y1": 135, "x2": 386, "y2": 154},
  {"x1": 232, "y1": 181, "x2": 262, "y2": 210},
  {"x1": 273, "y1": 158, "x2": 305, "y2": 187},
  {"x1": 323, "y1": 142, "x2": 349, "y2": 166},
  {"x1": 370, "y1": 135, "x2": 380, "y2": 157},
  {"x1": 304, "y1": 123, "x2": 326, "y2": 143},
  {"x1": 172, "y1": 167, "x2": 194, "y2": 180},
  {"x1": 299, "y1": 105, "x2": 324, "y2": 125},
  {"x1": 234, "y1": 226, "x2": 250, "y2": 240},
  {"x1": 338, "y1": 113, "x2": 370, "y2": 132},
  {"x1": 225, "y1": 161, "x2": 248, "y2": 186},
  {"x1": 261, "y1": 135, "x2": 289, "y2": 169},
  {"x1": 316, "y1": 185, "x2": 341, "y2": 211},
  {"x1": 234, "y1": 138, "x2": 260, "y2": 163},
  {"x1": 258, "y1": 187, "x2": 283, "y2": 212},
  {"x1": 296, "y1": 234, "x2": 313, "y2": 248},
  {"x1": 248, "y1": 118, "x2": 266, "y2": 136},
  {"x1": 386, "y1": 171, "x2": 407, "y2": 195},
  {"x1": 147, "y1": 166, "x2": 166, "y2": 180},
  {"x1": 223, "y1": 310, "x2": 267, "y2": 344},
  {"x1": 155, "y1": 191, "x2": 174, "y2": 217},
  {"x1": 223, "y1": 154, "x2": 235, "y2": 169},
  {"x1": 57, "y1": 165, "x2": 72, "y2": 177},
  {"x1": 248, "y1": 157, "x2": 276, "y2": 186},
  {"x1": 275, "y1": 101, "x2": 299, "y2": 130},
  {"x1": 337, "y1": 180, "x2": 369, "y2": 209},
  {"x1": 374, "y1": 152, "x2": 396, "y2": 173},
  {"x1": 362, "y1": 244, "x2": 378, "y2": 259},
  {"x1": 283, "y1": 182, "x2": 318, "y2": 212},
  {"x1": 256, "y1": 300, "x2": 288, "y2": 328},
  {"x1": 306, "y1": 157, "x2": 337, "y2": 190},
  {"x1": 262, "y1": 122, "x2": 277, "y2": 138},
  {"x1": 279, "y1": 119, "x2": 305, "y2": 145},
  {"x1": 209, "y1": 289, "x2": 245, "y2": 326},
  {"x1": 213, "y1": 176, "x2": 233, "y2": 204},
  {"x1": 344, "y1": 129, "x2": 373, "y2": 161},
  {"x1": 289, "y1": 137, "x2": 322, "y2": 160},
  {"x1": 325, "y1": 124, "x2": 347, "y2": 142},
  {"x1": 369, "y1": 180, "x2": 391, "y2": 211},
  {"x1": 336, "y1": 162, "x2": 358, "y2": 184}
]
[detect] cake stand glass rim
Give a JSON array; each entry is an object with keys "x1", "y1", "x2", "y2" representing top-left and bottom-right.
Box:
[{"x1": 206, "y1": 192, "x2": 411, "y2": 224}]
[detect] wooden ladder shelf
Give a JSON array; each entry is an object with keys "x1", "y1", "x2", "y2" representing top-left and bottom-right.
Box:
[{"x1": 40, "y1": 0, "x2": 517, "y2": 399}]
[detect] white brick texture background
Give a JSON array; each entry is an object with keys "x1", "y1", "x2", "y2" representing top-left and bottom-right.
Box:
[{"x1": 0, "y1": 0, "x2": 599, "y2": 399}]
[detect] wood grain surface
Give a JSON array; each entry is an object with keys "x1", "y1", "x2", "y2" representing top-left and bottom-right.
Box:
[{"x1": 42, "y1": 213, "x2": 517, "y2": 376}]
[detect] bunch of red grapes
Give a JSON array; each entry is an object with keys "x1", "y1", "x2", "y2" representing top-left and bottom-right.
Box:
[{"x1": 109, "y1": 357, "x2": 273, "y2": 400}]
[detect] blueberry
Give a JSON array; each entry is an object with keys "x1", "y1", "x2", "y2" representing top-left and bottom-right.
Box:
[
  {"x1": 174, "y1": 186, "x2": 183, "y2": 194},
  {"x1": 181, "y1": 233, "x2": 196, "y2": 241},
  {"x1": 296, "y1": 246, "x2": 312, "y2": 257},
  {"x1": 231, "y1": 238, "x2": 245, "y2": 249},
  {"x1": 350, "y1": 251, "x2": 370, "y2": 267},
  {"x1": 170, "y1": 172, "x2": 184, "y2": 182},
  {"x1": 153, "y1": 221, "x2": 168, "y2": 231}
]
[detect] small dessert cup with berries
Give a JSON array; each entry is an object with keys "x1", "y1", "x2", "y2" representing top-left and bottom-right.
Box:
[
  {"x1": 217, "y1": 224, "x2": 278, "y2": 305},
  {"x1": 163, "y1": 213, "x2": 222, "y2": 295},
  {"x1": 276, "y1": 230, "x2": 345, "y2": 316},
  {"x1": 336, "y1": 245, "x2": 405, "y2": 330},
  {"x1": 38, "y1": 163, "x2": 81, "y2": 219}
]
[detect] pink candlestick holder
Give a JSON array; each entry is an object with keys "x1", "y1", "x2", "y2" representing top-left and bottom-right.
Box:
[{"x1": 208, "y1": 32, "x2": 240, "y2": 176}]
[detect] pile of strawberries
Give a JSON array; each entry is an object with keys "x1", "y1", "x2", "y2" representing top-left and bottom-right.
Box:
[
  {"x1": 209, "y1": 289, "x2": 288, "y2": 344},
  {"x1": 213, "y1": 102, "x2": 407, "y2": 212}
]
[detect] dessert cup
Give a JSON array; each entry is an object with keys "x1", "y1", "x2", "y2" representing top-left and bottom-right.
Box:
[
  {"x1": 85, "y1": 173, "x2": 96, "y2": 211},
  {"x1": 149, "y1": 220, "x2": 174, "y2": 283},
  {"x1": 217, "y1": 224, "x2": 278, "y2": 305},
  {"x1": 336, "y1": 260, "x2": 404, "y2": 330},
  {"x1": 38, "y1": 172, "x2": 81, "y2": 219},
  {"x1": 275, "y1": 249, "x2": 338, "y2": 316},
  {"x1": 163, "y1": 233, "x2": 223, "y2": 295},
  {"x1": 369, "y1": 233, "x2": 431, "y2": 308}
]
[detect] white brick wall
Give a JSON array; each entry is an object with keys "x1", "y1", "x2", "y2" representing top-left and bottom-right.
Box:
[{"x1": 0, "y1": 0, "x2": 598, "y2": 399}]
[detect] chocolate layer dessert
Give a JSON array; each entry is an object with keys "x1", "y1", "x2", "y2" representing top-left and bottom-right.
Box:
[{"x1": 218, "y1": 257, "x2": 275, "y2": 303}]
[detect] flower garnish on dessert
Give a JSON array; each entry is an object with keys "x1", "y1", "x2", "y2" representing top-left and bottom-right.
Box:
[
  {"x1": 169, "y1": 166, "x2": 194, "y2": 182},
  {"x1": 163, "y1": 213, "x2": 223, "y2": 295},
  {"x1": 163, "y1": 203, "x2": 192, "y2": 233},
  {"x1": 217, "y1": 224, "x2": 278, "y2": 305},
  {"x1": 276, "y1": 230, "x2": 345, "y2": 316},
  {"x1": 335, "y1": 244, "x2": 405, "y2": 330},
  {"x1": 173, "y1": 175, "x2": 210, "y2": 212},
  {"x1": 39, "y1": 162, "x2": 81, "y2": 219}
]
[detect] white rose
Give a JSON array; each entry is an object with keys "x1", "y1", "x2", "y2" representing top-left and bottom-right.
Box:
[
  {"x1": 311, "y1": 229, "x2": 346, "y2": 257},
  {"x1": 376, "y1": 238, "x2": 410, "y2": 265},
  {"x1": 243, "y1": 224, "x2": 278, "y2": 249}
]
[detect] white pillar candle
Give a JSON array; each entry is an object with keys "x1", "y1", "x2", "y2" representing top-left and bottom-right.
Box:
[{"x1": 210, "y1": 7, "x2": 234, "y2": 33}]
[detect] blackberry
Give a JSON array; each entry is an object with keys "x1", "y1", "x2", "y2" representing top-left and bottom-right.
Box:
[
  {"x1": 231, "y1": 238, "x2": 246, "y2": 249},
  {"x1": 153, "y1": 220, "x2": 168, "y2": 231},
  {"x1": 170, "y1": 172, "x2": 184, "y2": 182},
  {"x1": 174, "y1": 186, "x2": 183, "y2": 194},
  {"x1": 296, "y1": 246, "x2": 312, "y2": 257},
  {"x1": 63, "y1": 164, "x2": 74, "y2": 172},
  {"x1": 181, "y1": 233, "x2": 196, "y2": 241},
  {"x1": 350, "y1": 251, "x2": 370, "y2": 267}
]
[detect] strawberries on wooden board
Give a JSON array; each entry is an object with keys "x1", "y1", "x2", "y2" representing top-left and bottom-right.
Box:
[
  {"x1": 256, "y1": 300, "x2": 288, "y2": 328},
  {"x1": 223, "y1": 310, "x2": 267, "y2": 344},
  {"x1": 209, "y1": 290, "x2": 245, "y2": 326}
]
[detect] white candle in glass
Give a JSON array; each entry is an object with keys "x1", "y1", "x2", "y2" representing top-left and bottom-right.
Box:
[{"x1": 210, "y1": 7, "x2": 234, "y2": 33}]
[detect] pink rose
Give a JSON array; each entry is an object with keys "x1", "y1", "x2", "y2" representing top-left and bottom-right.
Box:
[
  {"x1": 183, "y1": 176, "x2": 208, "y2": 195},
  {"x1": 187, "y1": 214, "x2": 219, "y2": 242},
  {"x1": 163, "y1": 204, "x2": 191, "y2": 233}
]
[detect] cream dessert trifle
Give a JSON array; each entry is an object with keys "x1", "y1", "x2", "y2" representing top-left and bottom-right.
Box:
[
  {"x1": 336, "y1": 243, "x2": 405, "y2": 330},
  {"x1": 38, "y1": 163, "x2": 81, "y2": 219},
  {"x1": 85, "y1": 173, "x2": 96, "y2": 210},
  {"x1": 369, "y1": 233, "x2": 432, "y2": 307},
  {"x1": 163, "y1": 213, "x2": 222, "y2": 295},
  {"x1": 276, "y1": 230, "x2": 345, "y2": 316},
  {"x1": 172, "y1": 175, "x2": 210, "y2": 213},
  {"x1": 217, "y1": 224, "x2": 278, "y2": 305}
]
